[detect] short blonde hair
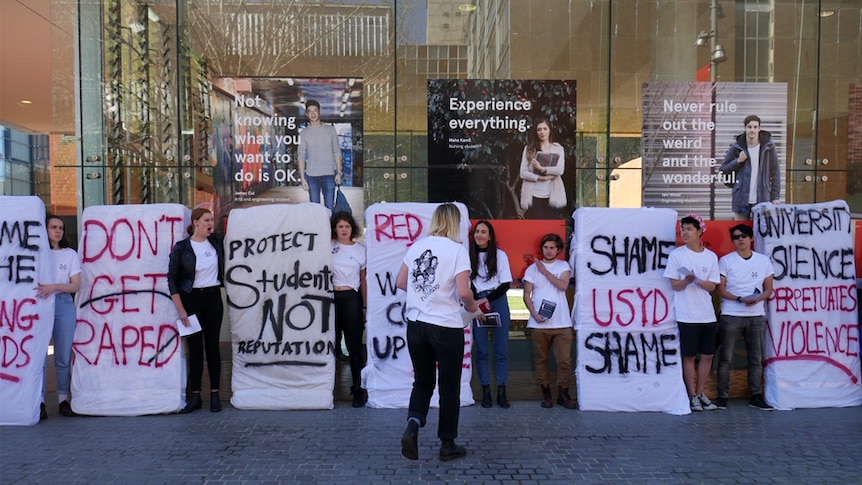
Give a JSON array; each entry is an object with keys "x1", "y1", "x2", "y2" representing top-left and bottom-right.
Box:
[{"x1": 427, "y1": 203, "x2": 461, "y2": 242}]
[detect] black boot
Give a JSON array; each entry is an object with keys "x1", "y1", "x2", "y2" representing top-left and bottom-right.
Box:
[
  {"x1": 540, "y1": 385, "x2": 553, "y2": 408},
  {"x1": 180, "y1": 392, "x2": 202, "y2": 414},
  {"x1": 481, "y1": 385, "x2": 492, "y2": 408},
  {"x1": 351, "y1": 386, "x2": 367, "y2": 408},
  {"x1": 439, "y1": 439, "x2": 467, "y2": 461},
  {"x1": 401, "y1": 419, "x2": 420, "y2": 460},
  {"x1": 210, "y1": 391, "x2": 222, "y2": 412},
  {"x1": 497, "y1": 385, "x2": 510, "y2": 409},
  {"x1": 557, "y1": 386, "x2": 577, "y2": 409}
]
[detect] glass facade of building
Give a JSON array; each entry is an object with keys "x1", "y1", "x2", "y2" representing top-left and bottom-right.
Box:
[{"x1": 17, "y1": 0, "x2": 856, "y2": 220}]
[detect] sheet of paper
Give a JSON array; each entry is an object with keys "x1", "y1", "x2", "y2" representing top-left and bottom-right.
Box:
[{"x1": 177, "y1": 314, "x2": 202, "y2": 337}]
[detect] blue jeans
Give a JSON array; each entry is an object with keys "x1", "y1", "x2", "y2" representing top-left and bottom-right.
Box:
[
  {"x1": 717, "y1": 314, "x2": 765, "y2": 398},
  {"x1": 306, "y1": 175, "x2": 336, "y2": 211},
  {"x1": 472, "y1": 294, "x2": 510, "y2": 386},
  {"x1": 43, "y1": 293, "x2": 76, "y2": 399},
  {"x1": 406, "y1": 320, "x2": 464, "y2": 440}
]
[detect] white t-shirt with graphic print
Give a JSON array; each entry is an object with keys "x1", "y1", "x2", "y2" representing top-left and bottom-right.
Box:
[
  {"x1": 523, "y1": 259, "x2": 572, "y2": 329},
  {"x1": 403, "y1": 235, "x2": 470, "y2": 329}
]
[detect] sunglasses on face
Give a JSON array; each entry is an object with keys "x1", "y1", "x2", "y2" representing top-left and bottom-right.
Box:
[{"x1": 731, "y1": 234, "x2": 750, "y2": 240}]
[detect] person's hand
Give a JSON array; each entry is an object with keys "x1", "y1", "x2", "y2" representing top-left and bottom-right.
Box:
[
  {"x1": 34, "y1": 283, "x2": 55, "y2": 299},
  {"x1": 738, "y1": 151, "x2": 748, "y2": 164},
  {"x1": 683, "y1": 273, "x2": 696, "y2": 285},
  {"x1": 335, "y1": 173, "x2": 342, "y2": 185},
  {"x1": 533, "y1": 313, "x2": 547, "y2": 324},
  {"x1": 176, "y1": 308, "x2": 189, "y2": 327},
  {"x1": 301, "y1": 178, "x2": 309, "y2": 191},
  {"x1": 530, "y1": 159, "x2": 544, "y2": 173},
  {"x1": 771, "y1": 199, "x2": 780, "y2": 204}
]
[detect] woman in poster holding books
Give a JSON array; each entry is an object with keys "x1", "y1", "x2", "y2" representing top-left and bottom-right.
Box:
[
  {"x1": 469, "y1": 220, "x2": 513, "y2": 409},
  {"x1": 168, "y1": 207, "x2": 226, "y2": 414},
  {"x1": 519, "y1": 117, "x2": 566, "y2": 219}
]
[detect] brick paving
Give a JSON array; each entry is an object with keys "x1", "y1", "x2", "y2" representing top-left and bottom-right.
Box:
[{"x1": 3, "y1": 396, "x2": 861, "y2": 484}]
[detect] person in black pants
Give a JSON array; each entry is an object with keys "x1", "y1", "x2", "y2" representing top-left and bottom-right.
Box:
[
  {"x1": 331, "y1": 212, "x2": 368, "y2": 407},
  {"x1": 396, "y1": 204, "x2": 482, "y2": 462},
  {"x1": 168, "y1": 207, "x2": 225, "y2": 413}
]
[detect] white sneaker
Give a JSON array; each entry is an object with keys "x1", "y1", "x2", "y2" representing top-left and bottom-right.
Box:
[
  {"x1": 690, "y1": 395, "x2": 703, "y2": 412},
  {"x1": 698, "y1": 394, "x2": 718, "y2": 411}
]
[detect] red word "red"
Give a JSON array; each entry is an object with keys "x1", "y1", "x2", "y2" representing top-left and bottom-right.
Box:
[{"x1": 374, "y1": 213, "x2": 423, "y2": 246}]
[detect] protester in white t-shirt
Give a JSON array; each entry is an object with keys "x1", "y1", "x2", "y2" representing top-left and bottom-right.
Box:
[
  {"x1": 663, "y1": 214, "x2": 720, "y2": 412},
  {"x1": 330, "y1": 211, "x2": 367, "y2": 408},
  {"x1": 715, "y1": 223, "x2": 775, "y2": 410},
  {"x1": 35, "y1": 215, "x2": 82, "y2": 419},
  {"x1": 523, "y1": 233, "x2": 574, "y2": 409},
  {"x1": 396, "y1": 204, "x2": 480, "y2": 462},
  {"x1": 469, "y1": 220, "x2": 513, "y2": 409}
]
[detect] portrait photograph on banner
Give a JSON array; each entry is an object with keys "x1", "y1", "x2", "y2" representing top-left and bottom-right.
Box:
[
  {"x1": 362, "y1": 202, "x2": 474, "y2": 408},
  {"x1": 224, "y1": 203, "x2": 335, "y2": 410},
  {"x1": 642, "y1": 81, "x2": 787, "y2": 220},
  {"x1": 753, "y1": 200, "x2": 861, "y2": 409},
  {"x1": 427, "y1": 79, "x2": 577, "y2": 221},
  {"x1": 572, "y1": 207, "x2": 691, "y2": 415},
  {"x1": 210, "y1": 77, "x2": 365, "y2": 223},
  {"x1": 0, "y1": 197, "x2": 55, "y2": 426},
  {"x1": 72, "y1": 204, "x2": 190, "y2": 416}
]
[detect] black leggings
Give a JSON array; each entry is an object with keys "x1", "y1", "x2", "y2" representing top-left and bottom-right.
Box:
[
  {"x1": 180, "y1": 286, "x2": 223, "y2": 392},
  {"x1": 334, "y1": 289, "x2": 365, "y2": 391}
]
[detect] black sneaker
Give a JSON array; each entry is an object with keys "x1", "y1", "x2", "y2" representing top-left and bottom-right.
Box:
[
  {"x1": 715, "y1": 397, "x2": 728, "y2": 409},
  {"x1": 748, "y1": 394, "x2": 774, "y2": 411}
]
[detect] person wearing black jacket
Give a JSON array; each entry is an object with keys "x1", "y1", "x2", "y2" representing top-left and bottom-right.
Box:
[
  {"x1": 168, "y1": 207, "x2": 225, "y2": 413},
  {"x1": 719, "y1": 115, "x2": 781, "y2": 220}
]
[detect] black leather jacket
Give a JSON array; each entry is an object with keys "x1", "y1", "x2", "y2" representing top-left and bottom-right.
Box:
[{"x1": 167, "y1": 234, "x2": 225, "y2": 295}]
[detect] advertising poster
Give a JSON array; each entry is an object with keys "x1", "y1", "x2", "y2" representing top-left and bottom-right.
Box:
[
  {"x1": 72, "y1": 204, "x2": 189, "y2": 416},
  {"x1": 427, "y1": 79, "x2": 577, "y2": 221},
  {"x1": 642, "y1": 82, "x2": 787, "y2": 219},
  {"x1": 754, "y1": 201, "x2": 861, "y2": 409},
  {"x1": 210, "y1": 77, "x2": 363, "y2": 215},
  {"x1": 571, "y1": 207, "x2": 690, "y2": 414},
  {"x1": 0, "y1": 196, "x2": 54, "y2": 426},
  {"x1": 225, "y1": 203, "x2": 335, "y2": 410},
  {"x1": 362, "y1": 202, "x2": 474, "y2": 408}
]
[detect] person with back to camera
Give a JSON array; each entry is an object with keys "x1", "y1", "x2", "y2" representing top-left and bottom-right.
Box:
[
  {"x1": 331, "y1": 211, "x2": 368, "y2": 408},
  {"x1": 35, "y1": 215, "x2": 82, "y2": 419},
  {"x1": 298, "y1": 99, "x2": 343, "y2": 211},
  {"x1": 523, "y1": 233, "x2": 575, "y2": 409},
  {"x1": 168, "y1": 207, "x2": 225, "y2": 413},
  {"x1": 715, "y1": 224, "x2": 775, "y2": 410},
  {"x1": 663, "y1": 214, "x2": 721, "y2": 412},
  {"x1": 519, "y1": 117, "x2": 566, "y2": 219},
  {"x1": 719, "y1": 114, "x2": 781, "y2": 220},
  {"x1": 469, "y1": 220, "x2": 513, "y2": 409},
  {"x1": 396, "y1": 203, "x2": 482, "y2": 462}
]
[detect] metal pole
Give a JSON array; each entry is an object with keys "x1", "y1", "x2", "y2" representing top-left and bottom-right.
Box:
[{"x1": 710, "y1": 0, "x2": 719, "y2": 82}]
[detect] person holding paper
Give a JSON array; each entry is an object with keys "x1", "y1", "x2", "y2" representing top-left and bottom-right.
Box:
[
  {"x1": 331, "y1": 212, "x2": 368, "y2": 408},
  {"x1": 715, "y1": 224, "x2": 775, "y2": 410},
  {"x1": 168, "y1": 207, "x2": 225, "y2": 413},
  {"x1": 35, "y1": 215, "x2": 82, "y2": 419},
  {"x1": 663, "y1": 214, "x2": 721, "y2": 412},
  {"x1": 519, "y1": 117, "x2": 566, "y2": 219},
  {"x1": 396, "y1": 203, "x2": 479, "y2": 462},
  {"x1": 719, "y1": 114, "x2": 781, "y2": 220},
  {"x1": 469, "y1": 220, "x2": 513, "y2": 409},
  {"x1": 523, "y1": 233, "x2": 574, "y2": 409}
]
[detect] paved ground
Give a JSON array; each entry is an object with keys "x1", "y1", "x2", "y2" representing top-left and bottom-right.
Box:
[{"x1": 3, "y1": 397, "x2": 861, "y2": 484}]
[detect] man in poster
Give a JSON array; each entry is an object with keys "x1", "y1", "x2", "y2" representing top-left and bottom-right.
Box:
[
  {"x1": 298, "y1": 99, "x2": 342, "y2": 211},
  {"x1": 719, "y1": 115, "x2": 781, "y2": 220}
]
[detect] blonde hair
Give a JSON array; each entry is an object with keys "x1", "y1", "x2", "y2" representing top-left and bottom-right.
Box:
[{"x1": 427, "y1": 203, "x2": 461, "y2": 242}]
